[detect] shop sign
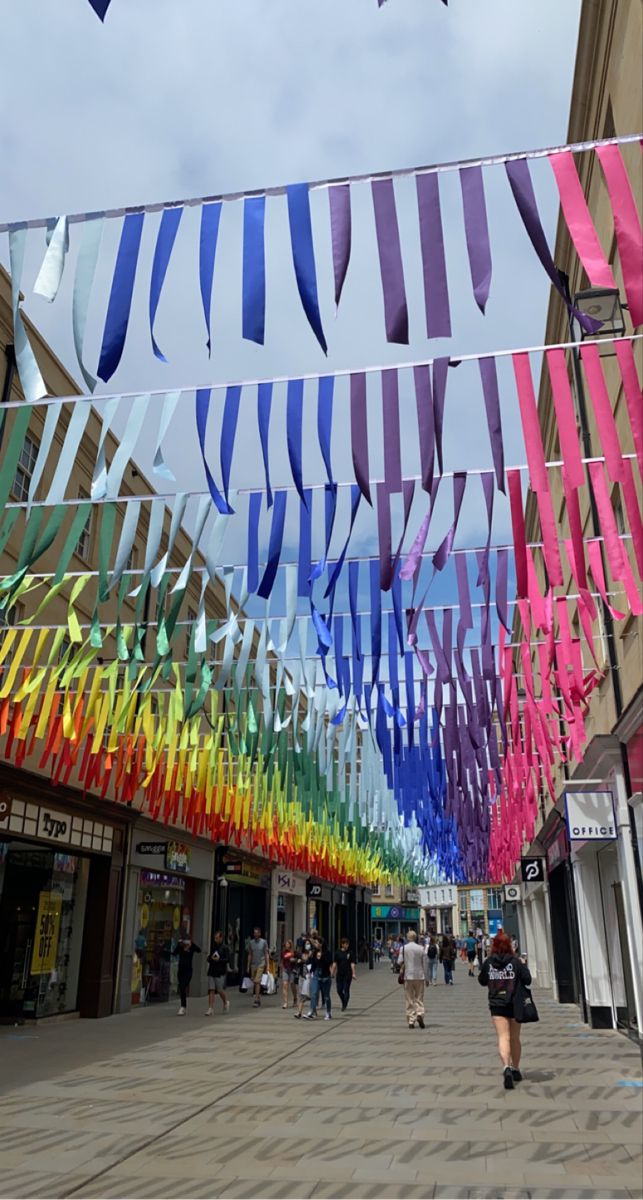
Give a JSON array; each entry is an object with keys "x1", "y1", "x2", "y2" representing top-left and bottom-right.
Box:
[
  {"x1": 565, "y1": 791, "x2": 617, "y2": 841},
  {"x1": 37, "y1": 806, "x2": 71, "y2": 844},
  {"x1": 137, "y1": 841, "x2": 167, "y2": 855},
  {"x1": 165, "y1": 841, "x2": 191, "y2": 872},
  {"x1": 520, "y1": 858, "x2": 545, "y2": 883},
  {"x1": 224, "y1": 857, "x2": 270, "y2": 886},
  {"x1": 371, "y1": 905, "x2": 420, "y2": 920},
  {"x1": 469, "y1": 889, "x2": 484, "y2": 911},
  {"x1": 419, "y1": 885, "x2": 457, "y2": 908},
  {"x1": 31, "y1": 891, "x2": 62, "y2": 975},
  {"x1": 140, "y1": 869, "x2": 185, "y2": 888},
  {"x1": 0, "y1": 796, "x2": 11, "y2": 822},
  {"x1": 275, "y1": 869, "x2": 306, "y2": 896},
  {"x1": 504, "y1": 883, "x2": 522, "y2": 903},
  {"x1": 546, "y1": 826, "x2": 569, "y2": 873},
  {"x1": 307, "y1": 882, "x2": 323, "y2": 898}
]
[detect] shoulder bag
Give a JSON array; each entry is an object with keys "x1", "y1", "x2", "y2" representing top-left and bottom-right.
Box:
[{"x1": 513, "y1": 977, "x2": 539, "y2": 1023}]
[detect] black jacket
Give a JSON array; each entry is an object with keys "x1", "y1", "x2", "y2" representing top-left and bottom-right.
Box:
[
  {"x1": 173, "y1": 942, "x2": 201, "y2": 978},
  {"x1": 207, "y1": 944, "x2": 230, "y2": 978},
  {"x1": 478, "y1": 953, "x2": 531, "y2": 1010}
]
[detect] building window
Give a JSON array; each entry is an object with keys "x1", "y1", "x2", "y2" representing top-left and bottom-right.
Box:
[
  {"x1": 75, "y1": 491, "x2": 93, "y2": 562},
  {"x1": 12, "y1": 434, "x2": 40, "y2": 503},
  {"x1": 487, "y1": 888, "x2": 503, "y2": 909},
  {"x1": 385, "y1": 883, "x2": 394, "y2": 898}
]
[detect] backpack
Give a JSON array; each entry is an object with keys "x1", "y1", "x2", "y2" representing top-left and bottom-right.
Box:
[{"x1": 428, "y1": 944, "x2": 437, "y2": 959}]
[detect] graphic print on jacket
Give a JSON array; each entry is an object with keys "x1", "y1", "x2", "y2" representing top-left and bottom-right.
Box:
[{"x1": 478, "y1": 952, "x2": 531, "y2": 1011}]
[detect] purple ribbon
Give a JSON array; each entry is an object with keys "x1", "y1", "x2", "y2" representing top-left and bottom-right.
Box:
[
  {"x1": 413, "y1": 365, "x2": 435, "y2": 494},
  {"x1": 329, "y1": 184, "x2": 352, "y2": 308},
  {"x1": 382, "y1": 369, "x2": 402, "y2": 493},
  {"x1": 456, "y1": 552, "x2": 473, "y2": 665},
  {"x1": 378, "y1": 478, "x2": 415, "y2": 591},
  {"x1": 459, "y1": 165, "x2": 492, "y2": 314},
  {"x1": 370, "y1": 558, "x2": 382, "y2": 685},
  {"x1": 199, "y1": 202, "x2": 222, "y2": 354},
  {"x1": 416, "y1": 173, "x2": 452, "y2": 339},
  {"x1": 97, "y1": 213, "x2": 144, "y2": 383},
  {"x1": 372, "y1": 178, "x2": 409, "y2": 344},
  {"x1": 432, "y1": 356, "x2": 449, "y2": 476},
  {"x1": 505, "y1": 158, "x2": 601, "y2": 335},
  {"x1": 286, "y1": 183, "x2": 328, "y2": 354},
  {"x1": 475, "y1": 472, "x2": 495, "y2": 589},
  {"x1": 478, "y1": 356, "x2": 505, "y2": 492},
  {"x1": 350, "y1": 372, "x2": 372, "y2": 505}
]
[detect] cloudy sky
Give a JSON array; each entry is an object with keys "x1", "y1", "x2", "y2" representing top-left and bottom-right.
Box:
[{"x1": 2, "y1": 0, "x2": 582, "y2": 672}]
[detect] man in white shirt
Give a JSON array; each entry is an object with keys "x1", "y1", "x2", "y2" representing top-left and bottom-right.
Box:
[{"x1": 398, "y1": 930, "x2": 428, "y2": 1029}]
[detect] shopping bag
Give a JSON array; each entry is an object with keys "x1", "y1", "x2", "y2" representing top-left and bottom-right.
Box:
[
  {"x1": 239, "y1": 975, "x2": 253, "y2": 993},
  {"x1": 299, "y1": 976, "x2": 311, "y2": 998},
  {"x1": 265, "y1": 972, "x2": 276, "y2": 995}
]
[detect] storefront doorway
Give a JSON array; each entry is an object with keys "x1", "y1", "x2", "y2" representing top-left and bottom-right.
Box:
[
  {"x1": 131, "y1": 870, "x2": 194, "y2": 1006},
  {"x1": 0, "y1": 842, "x2": 90, "y2": 1021}
]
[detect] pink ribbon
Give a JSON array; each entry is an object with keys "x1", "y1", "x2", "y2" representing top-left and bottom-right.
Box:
[
  {"x1": 614, "y1": 339, "x2": 643, "y2": 479},
  {"x1": 587, "y1": 460, "x2": 643, "y2": 615},
  {"x1": 595, "y1": 143, "x2": 643, "y2": 328},
  {"x1": 546, "y1": 348, "x2": 585, "y2": 487},
  {"x1": 513, "y1": 353, "x2": 562, "y2": 584},
  {"x1": 620, "y1": 456, "x2": 643, "y2": 579},
  {"x1": 580, "y1": 342, "x2": 625, "y2": 481},
  {"x1": 549, "y1": 150, "x2": 616, "y2": 289},
  {"x1": 507, "y1": 468, "x2": 528, "y2": 598},
  {"x1": 586, "y1": 539, "x2": 626, "y2": 620}
]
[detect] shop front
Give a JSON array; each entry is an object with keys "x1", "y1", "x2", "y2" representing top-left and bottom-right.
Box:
[
  {"x1": 306, "y1": 878, "x2": 332, "y2": 943},
  {"x1": 371, "y1": 903, "x2": 420, "y2": 942},
  {"x1": 213, "y1": 848, "x2": 271, "y2": 983},
  {"x1": 269, "y1": 867, "x2": 307, "y2": 959},
  {"x1": 544, "y1": 818, "x2": 583, "y2": 1006},
  {"x1": 0, "y1": 770, "x2": 128, "y2": 1021},
  {"x1": 120, "y1": 823, "x2": 215, "y2": 1011}
]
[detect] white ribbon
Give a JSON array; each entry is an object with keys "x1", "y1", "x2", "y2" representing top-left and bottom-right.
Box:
[
  {"x1": 8, "y1": 227, "x2": 47, "y2": 404},
  {"x1": 34, "y1": 216, "x2": 69, "y2": 302},
  {"x1": 72, "y1": 216, "x2": 104, "y2": 394}
]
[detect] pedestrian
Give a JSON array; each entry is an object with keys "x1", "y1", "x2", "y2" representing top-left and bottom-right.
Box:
[
  {"x1": 439, "y1": 934, "x2": 456, "y2": 985},
  {"x1": 426, "y1": 935, "x2": 439, "y2": 985},
  {"x1": 173, "y1": 932, "x2": 201, "y2": 1015},
  {"x1": 476, "y1": 933, "x2": 485, "y2": 971},
  {"x1": 511, "y1": 935, "x2": 519, "y2": 955},
  {"x1": 478, "y1": 930, "x2": 533, "y2": 1089},
  {"x1": 205, "y1": 930, "x2": 230, "y2": 1015},
  {"x1": 246, "y1": 926, "x2": 270, "y2": 1008},
  {"x1": 465, "y1": 929, "x2": 478, "y2": 976},
  {"x1": 332, "y1": 937, "x2": 356, "y2": 1011},
  {"x1": 293, "y1": 947, "x2": 312, "y2": 1018},
  {"x1": 304, "y1": 937, "x2": 333, "y2": 1020},
  {"x1": 398, "y1": 930, "x2": 428, "y2": 1028},
  {"x1": 281, "y1": 939, "x2": 298, "y2": 1009}
]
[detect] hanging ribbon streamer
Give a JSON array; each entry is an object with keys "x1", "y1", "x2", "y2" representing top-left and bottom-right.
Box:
[
  {"x1": 478, "y1": 356, "x2": 505, "y2": 492},
  {"x1": 459, "y1": 164, "x2": 492, "y2": 314},
  {"x1": 286, "y1": 183, "x2": 328, "y2": 353},
  {"x1": 242, "y1": 196, "x2": 266, "y2": 345},
  {"x1": 614, "y1": 340, "x2": 643, "y2": 479},
  {"x1": 350, "y1": 372, "x2": 372, "y2": 505},
  {"x1": 328, "y1": 184, "x2": 352, "y2": 308},
  {"x1": 34, "y1": 216, "x2": 69, "y2": 302},
  {"x1": 382, "y1": 369, "x2": 402, "y2": 493},
  {"x1": 507, "y1": 469, "x2": 528, "y2": 598},
  {"x1": 432, "y1": 356, "x2": 449, "y2": 477},
  {"x1": 152, "y1": 390, "x2": 181, "y2": 481},
  {"x1": 298, "y1": 489, "x2": 313, "y2": 598},
  {"x1": 505, "y1": 158, "x2": 600, "y2": 335},
  {"x1": 413, "y1": 365, "x2": 435, "y2": 494},
  {"x1": 220, "y1": 385, "x2": 242, "y2": 507},
  {"x1": 416, "y1": 172, "x2": 452, "y2": 339},
  {"x1": 257, "y1": 490, "x2": 287, "y2": 600},
  {"x1": 595, "y1": 142, "x2": 643, "y2": 329},
  {"x1": 513, "y1": 352, "x2": 562, "y2": 585},
  {"x1": 8, "y1": 228, "x2": 47, "y2": 404},
  {"x1": 587, "y1": 461, "x2": 642, "y2": 614},
  {"x1": 433, "y1": 472, "x2": 467, "y2": 572},
  {"x1": 104, "y1": 394, "x2": 150, "y2": 500},
  {"x1": 72, "y1": 216, "x2": 104, "y2": 394},
  {"x1": 199, "y1": 201, "x2": 222, "y2": 354},
  {"x1": 579, "y1": 343, "x2": 626, "y2": 482},
  {"x1": 324, "y1": 486, "x2": 362, "y2": 600},
  {"x1": 46, "y1": 401, "x2": 92, "y2": 505},
  {"x1": 257, "y1": 381, "x2": 273, "y2": 507},
  {"x1": 371, "y1": 178, "x2": 409, "y2": 344},
  {"x1": 247, "y1": 491, "x2": 262, "y2": 595},
  {"x1": 546, "y1": 348, "x2": 586, "y2": 487},
  {"x1": 97, "y1": 212, "x2": 145, "y2": 382},
  {"x1": 87, "y1": 0, "x2": 112, "y2": 17},
  {"x1": 317, "y1": 376, "x2": 335, "y2": 490},
  {"x1": 195, "y1": 388, "x2": 234, "y2": 515},
  {"x1": 495, "y1": 547, "x2": 511, "y2": 633},
  {"x1": 149, "y1": 207, "x2": 183, "y2": 361},
  {"x1": 286, "y1": 378, "x2": 307, "y2": 507},
  {"x1": 548, "y1": 150, "x2": 616, "y2": 289}
]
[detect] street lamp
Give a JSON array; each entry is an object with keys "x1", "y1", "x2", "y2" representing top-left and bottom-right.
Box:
[{"x1": 573, "y1": 286, "x2": 626, "y2": 339}]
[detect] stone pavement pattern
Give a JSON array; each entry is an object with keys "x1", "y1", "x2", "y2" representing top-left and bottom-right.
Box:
[{"x1": 0, "y1": 963, "x2": 641, "y2": 1200}]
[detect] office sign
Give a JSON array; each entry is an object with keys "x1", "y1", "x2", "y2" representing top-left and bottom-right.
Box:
[
  {"x1": 520, "y1": 858, "x2": 545, "y2": 883},
  {"x1": 504, "y1": 883, "x2": 522, "y2": 903},
  {"x1": 565, "y1": 791, "x2": 617, "y2": 841}
]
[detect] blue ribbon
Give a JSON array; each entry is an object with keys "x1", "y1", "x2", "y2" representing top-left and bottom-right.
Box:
[
  {"x1": 287, "y1": 379, "x2": 306, "y2": 507},
  {"x1": 257, "y1": 490, "x2": 287, "y2": 599},
  {"x1": 247, "y1": 492, "x2": 262, "y2": 594},
  {"x1": 317, "y1": 375, "x2": 335, "y2": 489},
  {"x1": 149, "y1": 207, "x2": 183, "y2": 362},
  {"x1": 220, "y1": 385, "x2": 242, "y2": 507},
  {"x1": 199, "y1": 202, "x2": 222, "y2": 353},
  {"x1": 257, "y1": 382, "x2": 273, "y2": 507},
  {"x1": 370, "y1": 558, "x2": 382, "y2": 686},
  {"x1": 98, "y1": 212, "x2": 144, "y2": 382},
  {"x1": 324, "y1": 485, "x2": 361, "y2": 600},
  {"x1": 298, "y1": 490, "x2": 312, "y2": 598},
  {"x1": 286, "y1": 183, "x2": 328, "y2": 354},
  {"x1": 195, "y1": 388, "x2": 234, "y2": 515},
  {"x1": 242, "y1": 196, "x2": 266, "y2": 344},
  {"x1": 88, "y1": 0, "x2": 111, "y2": 17}
]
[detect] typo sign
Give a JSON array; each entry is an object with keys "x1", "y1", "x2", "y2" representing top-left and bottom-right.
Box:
[
  {"x1": 0, "y1": 796, "x2": 11, "y2": 822},
  {"x1": 520, "y1": 858, "x2": 545, "y2": 884},
  {"x1": 37, "y1": 807, "x2": 70, "y2": 844}
]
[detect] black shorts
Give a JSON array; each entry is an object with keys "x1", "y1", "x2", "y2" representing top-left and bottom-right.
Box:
[
  {"x1": 490, "y1": 1004, "x2": 515, "y2": 1019},
  {"x1": 467, "y1": 951, "x2": 476, "y2": 962}
]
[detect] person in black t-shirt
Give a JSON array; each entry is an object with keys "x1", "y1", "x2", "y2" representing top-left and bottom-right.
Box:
[
  {"x1": 172, "y1": 934, "x2": 201, "y2": 1015},
  {"x1": 332, "y1": 938, "x2": 356, "y2": 1011},
  {"x1": 205, "y1": 930, "x2": 230, "y2": 1016},
  {"x1": 303, "y1": 940, "x2": 333, "y2": 1020}
]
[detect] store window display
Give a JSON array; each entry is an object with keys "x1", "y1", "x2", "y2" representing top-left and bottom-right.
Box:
[{"x1": 131, "y1": 870, "x2": 194, "y2": 1004}]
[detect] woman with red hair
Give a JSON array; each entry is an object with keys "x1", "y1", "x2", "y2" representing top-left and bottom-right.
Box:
[{"x1": 478, "y1": 930, "x2": 532, "y2": 1090}]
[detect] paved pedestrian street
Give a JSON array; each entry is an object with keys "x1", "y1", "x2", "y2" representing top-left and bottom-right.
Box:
[{"x1": 0, "y1": 964, "x2": 641, "y2": 1200}]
